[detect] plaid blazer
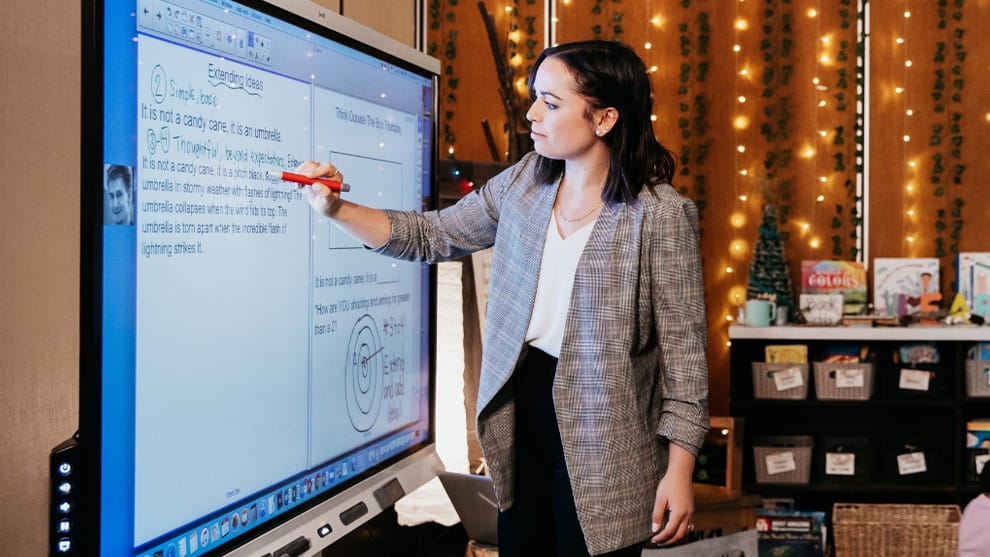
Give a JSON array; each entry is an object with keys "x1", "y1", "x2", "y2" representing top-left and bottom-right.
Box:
[{"x1": 375, "y1": 152, "x2": 709, "y2": 554}]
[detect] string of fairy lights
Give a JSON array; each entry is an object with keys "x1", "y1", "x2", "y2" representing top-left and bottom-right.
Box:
[
  {"x1": 471, "y1": 1, "x2": 875, "y2": 350},
  {"x1": 900, "y1": 3, "x2": 918, "y2": 254}
]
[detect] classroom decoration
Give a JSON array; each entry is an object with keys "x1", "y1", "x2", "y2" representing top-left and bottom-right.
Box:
[{"x1": 747, "y1": 204, "x2": 796, "y2": 319}]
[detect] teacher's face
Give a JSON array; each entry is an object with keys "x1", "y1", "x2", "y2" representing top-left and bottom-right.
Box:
[{"x1": 526, "y1": 56, "x2": 599, "y2": 161}]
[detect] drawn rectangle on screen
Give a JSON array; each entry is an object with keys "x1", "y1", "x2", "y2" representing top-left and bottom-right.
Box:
[{"x1": 327, "y1": 152, "x2": 403, "y2": 250}]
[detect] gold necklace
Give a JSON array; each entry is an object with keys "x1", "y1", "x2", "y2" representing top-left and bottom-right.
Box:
[{"x1": 556, "y1": 199, "x2": 604, "y2": 223}]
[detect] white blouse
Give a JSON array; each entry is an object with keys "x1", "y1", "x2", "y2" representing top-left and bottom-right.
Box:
[{"x1": 524, "y1": 210, "x2": 597, "y2": 358}]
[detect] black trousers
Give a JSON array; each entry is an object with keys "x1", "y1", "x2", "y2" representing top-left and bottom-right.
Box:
[{"x1": 496, "y1": 347, "x2": 643, "y2": 557}]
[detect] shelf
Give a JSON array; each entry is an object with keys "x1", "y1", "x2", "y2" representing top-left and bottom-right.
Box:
[
  {"x1": 734, "y1": 398, "x2": 954, "y2": 410},
  {"x1": 729, "y1": 325, "x2": 990, "y2": 342},
  {"x1": 730, "y1": 333, "x2": 982, "y2": 509},
  {"x1": 745, "y1": 483, "x2": 957, "y2": 495}
]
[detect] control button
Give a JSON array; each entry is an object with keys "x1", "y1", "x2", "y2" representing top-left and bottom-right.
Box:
[
  {"x1": 316, "y1": 523, "x2": 332, "y2": 537},
  {"x1": 57, "y1": 482, "x2": 72, "y2": 495},
  {"x1": 57, "y1": 519, "x2": 72, "y2": 533},
  {"x1": 339, "y1": 502, "x2": 368, "y2": 526},
  {"x1": 58, "y1": 500, "x2": 72, "y2": 514},
  {"x1": 58, "y1": 462, "x2": 73, "y2": 476},
  {"x1": 57, "y1": 538, "x2": 72, "y2": 552}
]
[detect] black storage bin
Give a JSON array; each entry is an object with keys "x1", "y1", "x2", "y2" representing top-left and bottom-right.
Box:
[
  {"x1": 813, "y1": 436, "x2": 871, "y2": 483},
  {"x1": 966, "y1": 448, "x2": 989, "y2": 483},
  {"x1": 880, "y1": 437, "x2": 940, "y2": 484},
  {"x1": 890, "y1": 363, "x2": 947, "y2": 399}
]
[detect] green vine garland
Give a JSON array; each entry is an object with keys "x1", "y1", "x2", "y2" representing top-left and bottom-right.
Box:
[
  {"x1": 832, "y1": 0, "x2": 855, "y2": 257},
  {"x1": 590, "y1": 0, "x2": 622, "y2": 40},
  {"x1": 672, "y1": 1, "x2": 710, "y2": 235},
  {"x1": 428, "y1": 0, "x2": 459, "y2": 155},
  {"x1": 948, "y1": 0, "x2": 965, "y2": 257},
  {"x1": 758, "y1": 0, "x2": 794, "y2": 234}
]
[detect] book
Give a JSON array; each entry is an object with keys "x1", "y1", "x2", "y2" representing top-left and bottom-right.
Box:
[
  {"x1": 756, "y1": 509, "x2": 826, "y2": 557},
  {"x1": 801, "y1": 260, "x2": 867, "y2": 315},
  {"x1": 872, "y1": 258, "x2": 941, "y2": 317},
  {"x1": 956, "y1": 253, "x2": 990, "y2": 317},
  {"x1": 766, "y1": 345, "x2": 808, "y2": 363}
]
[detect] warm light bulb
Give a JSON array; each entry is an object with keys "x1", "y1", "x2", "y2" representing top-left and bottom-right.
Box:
[
  {"x1": 726, "y1": 314, "x2": 734, "y2": 321},
  {"x1": 733, "y1": 44, "x2": 742, "y2": 52},
  {"x1": 809, "y1": 237, "x2": 821, "y2": 248},
  {"x1": 800, "y1": 222, "x2": 811, "y2": 231},
  {"x1": 730, "y1": 212, "x2": 746, "y2": 228},
  {"x1": 820, "y1": 55, "x2": 831, "y2": 64},
  {"x1": 818, "y1": 176, "x2": 827, "y2": 183},
  {"x1": 730, "y1": 239, "x2": 748, "y2": 255},
  {"x1": 906, "y1": 235, "x2": 915, "y2": 243},
  {"x1": 739, "y1": 68, "x2": 750, "y2": 76},
  {"x1": 738, "y1": 95, "x2": 747, "y2": 103},
  {"x1": 904, "y1": 10, "x2": 911, "y2": 18},
  {"x1": 509, "y1": 30, "x2": 521, "y2": 42},
  {"x1": 908, "y1": 160, "x2": 917, "y2": 168},
  {"x1": 728, "y1": 285, "x2": 748, "y2": 304},
  {"x1": 896, "y1": 37, "x2": 904, "y2": 44},
  {"x1": 649, "y1": 65, "x2": 658, "y2": 72},
  {"x1": 905, "y1": 183, "x2": 915, "y2": 193},
  {"x1": 818, "y1": 130, "x2": 828, "y2": 137},
  {"x1": 510, "y1": 54, "x2": 523, "y2": 67},
  {"x1": 905, "y1": 60, "x2": 913, "y2": 67},
  {"x1": 807, "y1": 8, "x2": 818, "y2": 17},
  {"x1": 645, "y1": 42, "x2": 652, "y2": 50},
  {"x1": 816, "y1": 194, "x2": 826, "y2": 202},
  {"x1": 818, "y1": 100, "x2": 827, "y2": 107},
  {"x1": 504, "y1": 5, "x2": 512, "y2": 12},
  {"x1": 906, "y1": 209, "x2": 916, "y2": 217},
  {"x1": 802, "y1": 146, "x2": 816, "y2": 158},
  {"x1": 895, "y1": 87, "x2": 904, "y2": 94},
  {"x1": 448, "y1": 146, "x2": 455, "y2": 154},
  {"x1": 734, "y1": 115, "x2": 750, "y2": 129},
  {"x1": 739, "y1": 169, "x2": 749, "y2": 176},
  {"x1": 812, "y1": 77, "x2": 821, "y2": 85},
  {"x1": 984, "y1": 112, "x2": 990, "y2": 122},
  {"x1": 735, "y1": 19, "x2": 749, "y2": 30},
  {"x1": 903, "y1": 134, "x2": 911, "y2": 142},
  {"x1": 739, "y1": 195, "x2": 749, "y2": 202},
  {"x1": 906, "y1": 109, "x2": 914, "y2": 116},
  {"x1": 650, "y1": 114, "x2": 658, "y2": 122},
  {"x1": 651, "y1": 16, "x2": 662, "y2": 25},
  {"x1": 726, "y1": 341, "x2": 733, "y2": 347},
  {"x1": 725, "y1": 266, "x2": 735, "y2": 273},
  {"x1": 737, "y1": 145, "x2": 746, "y2": 153},
  {"x1": 821, "y1": 36, "x2": 832, "y2": 44}
]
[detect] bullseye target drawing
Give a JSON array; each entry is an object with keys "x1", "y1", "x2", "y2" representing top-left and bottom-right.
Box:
[{"x1": 344, "y1": 314, "x2": 384, "y2": 432}]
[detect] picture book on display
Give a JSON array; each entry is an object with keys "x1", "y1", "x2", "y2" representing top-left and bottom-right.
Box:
[
  {"x1": 801, "y1": 260, "x2": 867, "y2": 315},
  {"x1": 872, "y1": 258, "x2": 940, "y2": 317},
  {"x1": 956, "y1": 253, "x2": 990, "y2": 317}
]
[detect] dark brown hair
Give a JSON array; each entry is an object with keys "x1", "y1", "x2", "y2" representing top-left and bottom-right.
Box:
[{"x1": 527, "y1": 40, "x2": 675, "y2": 203}]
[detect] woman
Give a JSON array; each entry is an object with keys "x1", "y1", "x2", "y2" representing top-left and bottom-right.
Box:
[{"x1": 297, "y1": 40, "x2": 709, "y2": 556}]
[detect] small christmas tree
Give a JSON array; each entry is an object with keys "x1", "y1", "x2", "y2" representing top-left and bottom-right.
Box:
[{"x1": 747, "y1": 204, "x2": 796, "y2": 318}]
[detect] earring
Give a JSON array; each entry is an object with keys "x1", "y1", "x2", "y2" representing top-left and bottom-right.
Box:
[{"x1": 595, "y1": 130, "x2": 602, "y2": 137}]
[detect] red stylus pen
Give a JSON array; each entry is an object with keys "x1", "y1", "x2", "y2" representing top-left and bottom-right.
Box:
[{"x1": 269, "y1": 171, "x2": 351, "y2": 192}]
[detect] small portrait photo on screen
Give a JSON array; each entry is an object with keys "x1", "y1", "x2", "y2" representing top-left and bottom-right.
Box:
[{"x1": 103, "y1": 163, "x2": 135, "y2": 226}]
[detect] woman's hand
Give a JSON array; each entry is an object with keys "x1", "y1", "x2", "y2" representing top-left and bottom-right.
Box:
[
  {"x1": 649, "y1": 444, "x2": 696, "y2": 546},
  {"x1": 295, "y1": 160, "x2": 344, "y2": 217}
]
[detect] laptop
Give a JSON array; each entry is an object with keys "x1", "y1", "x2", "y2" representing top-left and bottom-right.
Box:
[{"x1": 438, "y1": 471, "x2": 499, "y2": 546}]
